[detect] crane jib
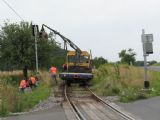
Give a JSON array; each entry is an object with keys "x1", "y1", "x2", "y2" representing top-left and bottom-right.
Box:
[{"x1": 42, "y1": 24, "x2": 82, "y2": 54}]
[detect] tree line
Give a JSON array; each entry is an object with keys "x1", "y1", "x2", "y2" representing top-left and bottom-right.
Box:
[
  {"x1": 118, "y1": 48, "x2": 157, "y2": 66},
  {"x1": 0, "y1": 21, "x2": 66, "y2": 78}
]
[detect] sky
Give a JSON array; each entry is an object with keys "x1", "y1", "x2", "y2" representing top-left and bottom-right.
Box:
[{"x1": 0, "y1": 0, "x2": 160, "y2": 62}]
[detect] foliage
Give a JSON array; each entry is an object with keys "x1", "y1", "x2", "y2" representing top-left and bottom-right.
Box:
[
  {"x1": 0, "y1": 85, "x2": 51, "y2": 116},
  {"x1": 148, "y1": 60, "x2": 157, "y2": 66},
  {"x1": 92, "y1": 64, "x2": 145, "y2": 102},
  {"x1": 152, "y1": 62, "x2": 160, "y2": 66},
  {"x1": 91, "y1": 64, "x2": 160, "y2": 102},
  {"x1": 91, "y1": 57, "x2": 108, "y2": 68},
  {"x1": 0, "y1": 21, "x2": 66, "y2": 75},
  {"x1": 91, "y1": 64, "x2": 122, "y2": 96},
  {"x1": 118, "y1": 48, "x2": 136, "y2": 65},
  {"x1": 0, "y1": 70, "x2": 52, "y2": 116},
  {"x1": 134, "y1": 61, "x2": 144, "y2": 66},
  {"x1": 134, "y1": 60, "x2": 157, "y2": 66},
  {"x1": 0, "y1": 22, "x2": 33, "y2": 70},
  {"x1": 19, "y1": 86, "x2": 51, "y2": 112}
]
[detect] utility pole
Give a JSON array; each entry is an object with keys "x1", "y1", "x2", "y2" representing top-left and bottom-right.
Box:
[{"x1": 34, "y1": 25, "x2": 39, "y2": 74}]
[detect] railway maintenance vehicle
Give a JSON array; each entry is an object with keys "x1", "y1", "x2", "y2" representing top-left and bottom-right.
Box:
[{"x1": 38, "y1": 24, "x2": 93, "y2": 86}]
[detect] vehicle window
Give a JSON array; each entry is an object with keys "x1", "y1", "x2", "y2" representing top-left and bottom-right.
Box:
[
  {"x1": 80, "y1": 55, "x2": 89, "y2": 63},
  {"x1": 68, "y1": 55, "x2": 75, "y2": 63}
]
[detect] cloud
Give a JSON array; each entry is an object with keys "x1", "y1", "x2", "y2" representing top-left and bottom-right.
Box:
[{"x1": 1, "y1": 0, "x2": 160, "y2": 61}]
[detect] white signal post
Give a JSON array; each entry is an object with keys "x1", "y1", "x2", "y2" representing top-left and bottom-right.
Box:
[
  {"x1": 142, "y1": 29, "x2": 148, "y2": 89},
  {"x1": 141, "y1": 29, "x2": 154, "y2": 89},
  {"x1": 34, "y1": 25, "x2": 39, "y2": 74}
]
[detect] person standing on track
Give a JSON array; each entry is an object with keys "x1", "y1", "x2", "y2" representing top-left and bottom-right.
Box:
[{"x1": 50, "y1": 66, "x2": 57, "y2": 84}]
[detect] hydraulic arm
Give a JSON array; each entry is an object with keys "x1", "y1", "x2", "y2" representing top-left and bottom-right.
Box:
[{"x1": 40, "y1": 24, "x2": 82, "y2": 54}]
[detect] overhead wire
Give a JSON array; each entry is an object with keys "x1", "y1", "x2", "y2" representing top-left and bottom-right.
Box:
[{"x1": 1, "y1": 0, "x2": 24, "y2": 21}]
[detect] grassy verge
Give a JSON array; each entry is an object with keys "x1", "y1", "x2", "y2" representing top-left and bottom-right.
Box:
[
  {"x1": 18, "y1": 85, "x2": 51, "y2": 112},
  {"x1": 91, "y1": 64, "x2": 160, "y2": 102},
  {"x1": 0, "y1": 70, "x2": 52, "y2": 117}
]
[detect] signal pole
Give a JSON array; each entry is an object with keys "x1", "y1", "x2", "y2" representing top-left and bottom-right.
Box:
[
  {"x1": 141, "y1": 29, "x2": 154, "y2": 89},
  {"x1": 34, "y1": 25, "x2": 39, "y2": 74},
  {"x1": 142, "y1": 29, "x2": 148, "y2": 89}
]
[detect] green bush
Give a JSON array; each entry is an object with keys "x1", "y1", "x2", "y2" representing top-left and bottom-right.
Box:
[{"x1": 119, "y1": 87, "x2": 147, "y2": 102}]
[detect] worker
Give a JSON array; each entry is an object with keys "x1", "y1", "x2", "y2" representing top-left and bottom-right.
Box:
[
  {"x1": 29, "y1": 75, "x2": 37, "y2": 88},
  {"x1": 19, "y1": 79, "x2": 27, "y2": 93},
  {"x1": 50, "y1": 66, "x2": 57, "y2": 84}
]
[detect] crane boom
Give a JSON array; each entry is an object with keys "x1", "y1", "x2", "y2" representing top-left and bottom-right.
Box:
[{"x1": 41, "y1": 24, "x2": 82, "y2": 54}]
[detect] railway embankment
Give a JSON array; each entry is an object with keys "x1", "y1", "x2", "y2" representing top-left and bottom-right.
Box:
[{"x1": 91, "y1": 64, "x2": 160, "y2": 102}]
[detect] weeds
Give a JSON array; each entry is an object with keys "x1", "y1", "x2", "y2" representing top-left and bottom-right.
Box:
[
  {"x1": 0, "y1": 70, "x2": 52, "y2": 117},
  {"x1": 19, "y1": 86, "x2": 51, "y2": 112},
  {"x1": 92, "y1": 64, "x2": 160, "y2": 102},
  {"x1": 0, "y1": 100, "x2": 9, "y2": 116}
]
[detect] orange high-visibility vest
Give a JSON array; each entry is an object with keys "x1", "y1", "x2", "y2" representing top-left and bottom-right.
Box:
[
  {"x1": 20, "y1": 80, "x2": 26, "y2": 88},
  {"x1": 50, "y1": 67, "x2": 57, "y2": 74},
  {"x1": 30, "y1": 77, "x2": 36, "y2": 84}
]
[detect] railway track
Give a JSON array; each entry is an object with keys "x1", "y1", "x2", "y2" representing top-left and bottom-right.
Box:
[
  {"x1": 63, "y1": 84, "x2": 141, "y2": 120},
  {"x1": 63, "y1": 84, "x2": 86, "y2": 120},
  {"x1": 86, "y1": 87, "x2": 139, "y2": 120}
]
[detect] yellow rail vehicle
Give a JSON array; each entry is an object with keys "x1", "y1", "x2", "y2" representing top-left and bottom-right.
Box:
[
  {"x1": 66, "y1": 51, "x2": 91, "y2": 72},
  {"x1": 60, "y1": 51, "x2": 93, "y2": 85}
]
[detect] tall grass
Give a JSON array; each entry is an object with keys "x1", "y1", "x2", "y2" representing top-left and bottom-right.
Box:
[
  {"x1": 0, "y1": 70, "x2": 52, "y2": 117},
  {"x1": 149, "y1": 71, "x2": 160, "y2": 96},
  {"x1": 92, "y1": 64, "x2": 160, "y2": 102}
]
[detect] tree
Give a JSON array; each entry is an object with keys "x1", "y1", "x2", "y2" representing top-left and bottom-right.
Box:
[
  {"x1": 118, "y1": 48, "x2": 136, "y2": 65},
  {"x1": 134, "y1": 61, "x2": 144, "y2": 66},
  {"x1": 91, "y1": 57, "x2": 108, "y2": 68},
  {"x1": 0, "y1": 22, "x2": 35, "y2": 78},
  {"x1": 0, "y1": 21, "x2": 65, "y2": 78},
  {"x1": 148, "y1": 60, "x2": 157, "y2": 66}
]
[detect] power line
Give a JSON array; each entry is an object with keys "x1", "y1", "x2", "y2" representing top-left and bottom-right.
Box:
[{"x1": 1, "y1": 0, "x2": 24, "y2": 21}]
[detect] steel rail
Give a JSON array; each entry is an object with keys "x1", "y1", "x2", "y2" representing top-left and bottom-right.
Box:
[
  {"x1": 86, "y1": 87, "x2": 136, "y2": 120},
  {"x1": 64, "y1": 85, "x2": 86, "y2": 120}
]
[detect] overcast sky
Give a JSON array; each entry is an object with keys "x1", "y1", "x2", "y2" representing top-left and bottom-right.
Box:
[{"x1": 0, "y1": 0, "x2": 160, "y2": 62}]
